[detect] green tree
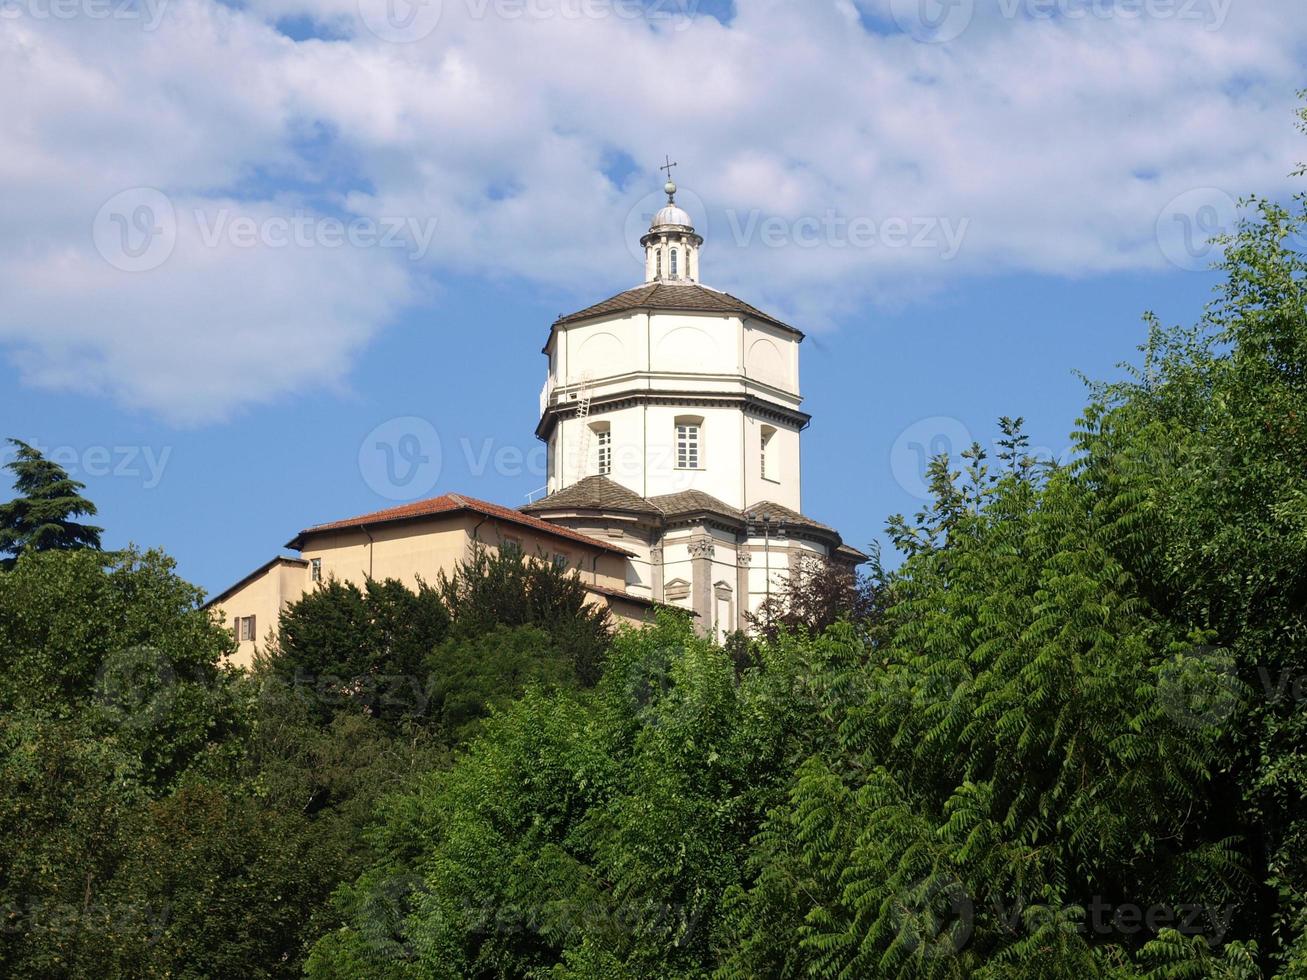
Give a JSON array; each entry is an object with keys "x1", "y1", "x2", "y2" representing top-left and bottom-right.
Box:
[
  {"x1": 312, "y1": 106, "x2": 1307, "y2": 979},
  {"x1": 306, "y1": 616, "x2": 852, "y2": 978},
  {"x1": 0, "y1": 547, "x2": 240, "y2": 788},
  {"x1": 427, "y1": 624, "x2": 577, "y2": 743},
  {"x1": 267, "y1": 577, "x2": 450, "y2": 728},
  {"x1": 437, "y1": 546, "x2": 613, "y2": 685},
  {"x1": 746, "y1": 551, "x2": 883, "y2": 642},
  {"x1": 0, "y1": 439, "x2": 102, "y2": 570}
]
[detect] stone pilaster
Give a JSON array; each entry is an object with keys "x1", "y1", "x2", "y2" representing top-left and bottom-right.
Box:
[
  {"x1": 651, "y1": 543, "x2": 665, "y2": 603},
  {"x1": 689, "y1": 535, "x2": 715, "y2": 637},
  {"x1": 736, "y1": 545, "x2": 753, "y2": 631}
]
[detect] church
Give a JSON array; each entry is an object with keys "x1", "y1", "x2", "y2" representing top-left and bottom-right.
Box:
[{"x1": 209, "y1": 172, "x2": 864, "y2": 665}]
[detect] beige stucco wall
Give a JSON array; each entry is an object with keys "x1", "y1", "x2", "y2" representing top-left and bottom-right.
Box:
[
  {"x1": 211, "y1": 513, "x2": 635, "y2": 669},
  {"x1": 211, "y1": 559, "x2": 310, "y2": 669}
]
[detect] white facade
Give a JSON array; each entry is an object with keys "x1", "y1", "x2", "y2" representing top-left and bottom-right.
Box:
[
  {"x1": 528, "y1": 178, "x2": 862, "y2": 637},
  {"x1": 541, "y1": 308, "x2": 804, "y2": 511}
]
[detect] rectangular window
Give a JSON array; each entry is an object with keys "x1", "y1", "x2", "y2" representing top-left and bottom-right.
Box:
[
  {"x1": 676, "y1": 424, "x2": 700, "y2": 470},
  {"x1": 760, "y1": 426, "x2": 778, "y2": 482},
  {"x1": 596, "y1": 429, "x2": 612, "y2": 476},
  {"x1": 310, "y1": 558, "x2": 322, "y2": 582},
  {"x1": 238, "y1": 615, "x2": 256, "y2": 642},
  {"x1": 553, "y1": 553, "x2": 570, "y2": 572}
]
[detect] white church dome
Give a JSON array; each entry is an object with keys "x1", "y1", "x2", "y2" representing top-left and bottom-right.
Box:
[
  {"x1": 651, "y1": 180, "x2": 694, "y2": 228},
  {"x1": 652, "y1": 204, "x2": 694, "y2": 228}
]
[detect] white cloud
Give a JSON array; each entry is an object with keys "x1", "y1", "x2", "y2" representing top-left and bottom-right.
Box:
[{"x1": 1, "y1": 0, "x2": 1304, "y2": 422}]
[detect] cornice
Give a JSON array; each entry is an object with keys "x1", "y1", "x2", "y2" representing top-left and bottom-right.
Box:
[{"x1": 536, "y1": 389, "x2": 811, "y2": 440}]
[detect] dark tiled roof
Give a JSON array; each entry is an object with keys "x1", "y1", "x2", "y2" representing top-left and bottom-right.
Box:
[
  {"x1": 578, "y1": 489, "x2": 843, "y2": 542},
  {"x1": 521, "y1": 476, "x2": 662, "y2": 517},
  {"x1": 744, "y1": 501, "x2": 836, "y2": 535},
  {"x1": 554, "y1": 282, "x2": 802, "y2": 337},
  {"x1": 649, "y1": 490, "x2": 744, "y2": 522},
  {"x1": 835, "y1": 543, "x2": 871, "y2": 563},
  {"x1": 584, "y1": 581, "x2": 662, "y2": 608},
  {"x1": 287, "y1": 493, "x2": 635, "y2": 557},
  {"x1": 525, "y1": 479, "x2": 851, "y2": 548}
]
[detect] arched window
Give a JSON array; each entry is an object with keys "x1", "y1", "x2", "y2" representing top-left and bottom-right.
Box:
[
  {"x1": 670, "y1": 248, "x2": 679, "y2": 278},
  {"x1": 656, "y1": 249, "x2": 662, "y2": 278}
]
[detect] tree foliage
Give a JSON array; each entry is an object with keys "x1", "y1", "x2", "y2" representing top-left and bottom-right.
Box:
[
  {"x1": 437, "y1": 546, "x2": 613, "y2": 685},
  {"x1": 0, "y1": 439, "x2": 102, "y2": 569},
  {"x1": 747, "y1": 552, "x2": 883, "y2": 642},
  {"x1": 7, "y1": 104, "x2": 1307, "y2": 980},
  {"x1": 311, "y1": 118, "x2": 1307, "y2": 979}
]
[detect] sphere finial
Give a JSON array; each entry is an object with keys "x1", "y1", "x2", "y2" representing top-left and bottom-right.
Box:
[{"x1": 660, "y1": 155, "x2": 679, "y2": 203}]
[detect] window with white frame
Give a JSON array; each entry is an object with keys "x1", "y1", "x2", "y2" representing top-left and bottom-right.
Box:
[
  {"x1": 760, "y1": 425, "x2": 778, "y2": 482},
  {"x1": 594, "y1": 425, "x2": 612, "y2": 475},
  {"x1": 656, "y1": 249, "x2": 662, "y2": 278},
  {"x1": 676, "y1": 418, "x2": 702, "y2": 470},
  {"x1": 670, "y1": 248, "x2": 679, "y2": 278},
  {"x1": 310, "y1": 557, "x2": 322, "y2": 582}
]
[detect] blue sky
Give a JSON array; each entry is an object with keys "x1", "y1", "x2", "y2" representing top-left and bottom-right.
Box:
[{"x1": 1, "y1": 0, "x2": 1302, "y2": 596}]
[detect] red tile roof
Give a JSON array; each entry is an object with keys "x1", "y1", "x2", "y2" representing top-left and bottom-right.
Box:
[{"x1": 285, "y1": 493, "x2": 636, "y2": 557}]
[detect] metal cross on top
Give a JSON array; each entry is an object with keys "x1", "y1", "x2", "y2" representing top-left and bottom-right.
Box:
[{"x1": 660, "y1": 155, "x2": 678, "y2": 182}]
